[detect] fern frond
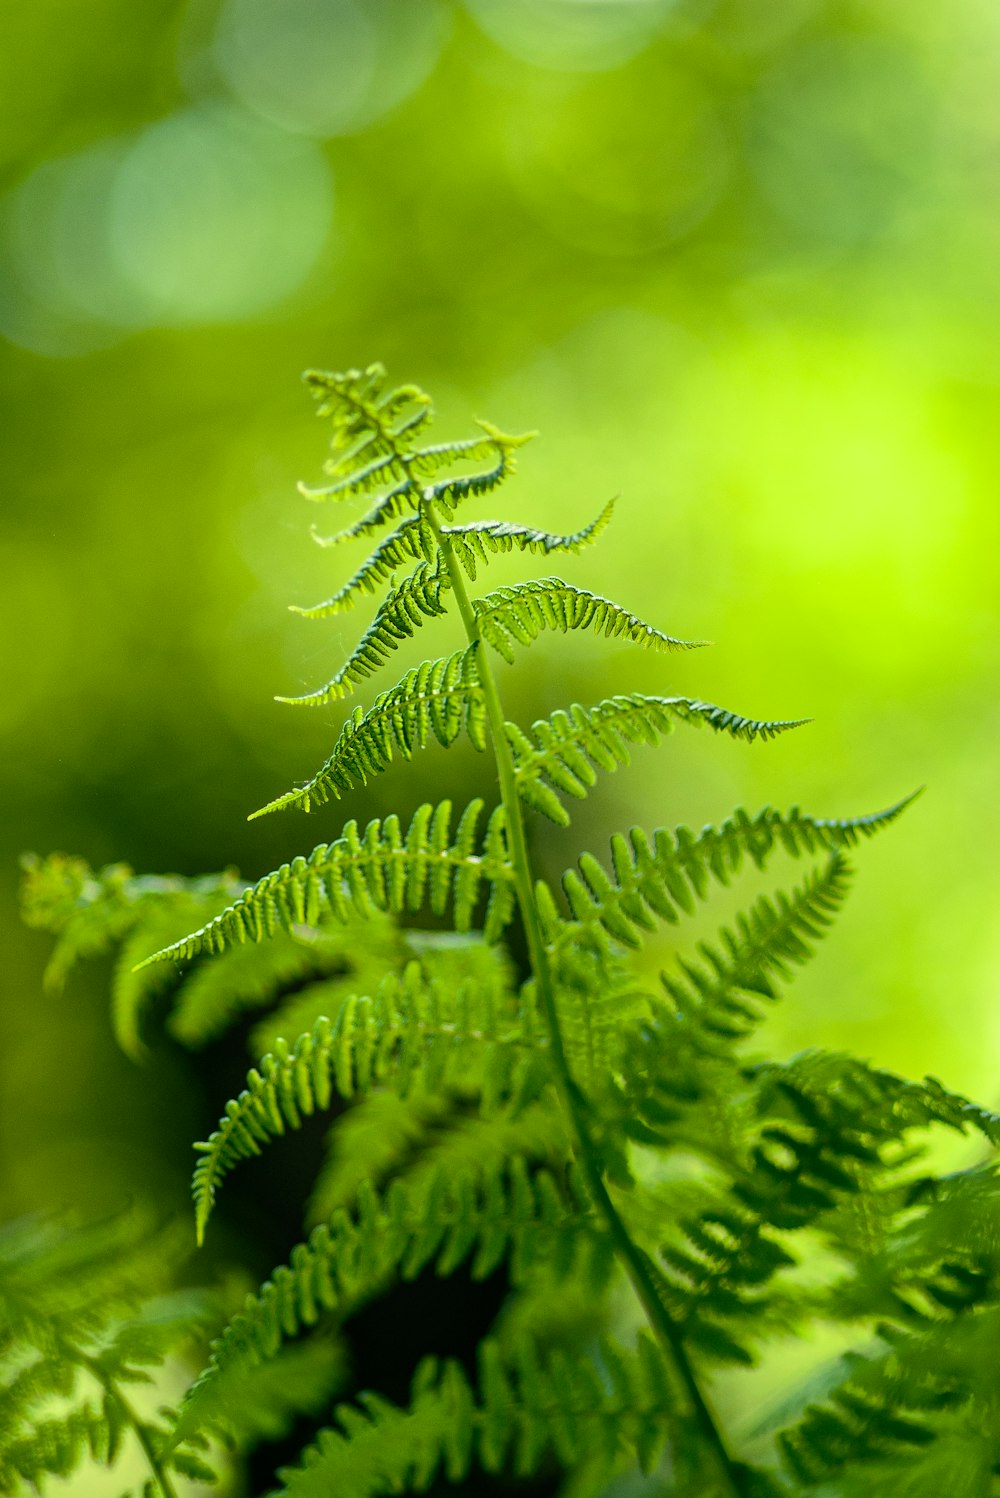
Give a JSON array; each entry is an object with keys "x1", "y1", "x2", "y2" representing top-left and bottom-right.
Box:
[
  {"x1": 540, "y1": 793, "x2": 919, "y2": 954},
  {"x1": 191, "y1": 961, "x2": 545, "y2": 1240},
  {"x1": 660, "y1": 853, "x2": 853, "y2": 1044},
  {"x1": 309, "y1": 421, "x2": 527, "y2": 545},
  {"x1": 442, "y1": 499, "x2": 615, "y2": 580},
  {"x1": 278, "y1": 562, "x2": 452, "y2": 707},
  {"x1": 473, "y1": 577, "x2": 703, "y2": 664},
  {"x1": 654, "y1": 1202, "x2": 798, "y2": 1368},
  {"x1": 253, "y1": 650, "x2": 486, "y2": 817},
  {"x1": 308, "y1": 1096, "x2": 569, "y2": 1224},
  {"x1": 19, "y1": 853, "x2": 241, "y2": 995},
  {"x1": 304, "y1": 364, "x2": 432, "y2": 478},
  {"x1": 167, "y1": 911, "x2": 400, "y2": 1049},
  {"x1": 419, "y1": 422, "x2": 535, "y2": 521},
  {"x1": 137, "y1": 800, "x2": 516, "y2": 974},
  {"x1": 292, "y1": 517, "x2": 433, "y2": 616},
  {"x1": 272, "y1": 1334, "x2": 679, "y2": 1498},
  {"x1": 247, "y1": 923, "x2": 504, "y2": 1058},
  {"x1": 510, "y1": 694, "x2": 807, "y2": 826},
  {"x1": 187, "y1": 1334, "x2": 349, "y2": 1450},
  {"x1": 775, "y1": 1345, "x2": 948, "y2": 1488},
  {"x1": 181, "y1": 1162, "x2": 610, "y2": 1435},
  {"x1": 301, "y1": 501, "x2": 615, "y2": 624},
  {"x1": 0, "y1": 1213, "x2": 217, "y2": 1496}
]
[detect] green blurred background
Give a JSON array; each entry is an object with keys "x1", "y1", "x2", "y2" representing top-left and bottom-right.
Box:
[{"x1": 1, "y1": 0, "x2": 998, "y2": 1240}]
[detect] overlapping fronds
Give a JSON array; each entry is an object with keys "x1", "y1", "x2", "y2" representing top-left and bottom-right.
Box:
[
  {"x1": 22, "y1": 364, "x2": 974, "y2": 1498},
  {"x1": 182, "y1": 1161, "x2": 611, "y2": 1436},
  {"x1": 248, "y1": 924, "x2": 509, "y2": 1057},
  {"x1": 608, "y1": 855, "x2": 852, "y2": 1158},
  {"x1": 308, "y1": 1096, "x2": 570, "y2": 1225},
  {"x1": 278, "y1": 563, "x2": 452, "y2": 707},
  {"x1": 183, "y1": 1335, "x2": 349, "y2": 1451},
  {"x1": 0, "y1": 1212, "x2": 217, "y2": 1495},
  {"x1": 473, "y1": 577, "x2": 703, "y2": 663},
  {"x1": 538, "y1": 794, "x2": 918, "y2": 955},
  {"x1": 253, "y1": 650, "x2": 486, "y2": 817},
  {"x1": 774, "y1": 1343, "x2": 957, "y2": 1489},
  {"x1": 138, "y1": 799, "x2": 515, "y2": 973},
  {"x1": 661, "y1": 853, "x2": 852, "y2": 1043},
  {"x1": 191, "y1": 962, "x2": 548, "y2": 1241},
  {"x1": 19, "y1": 853, "x2": 241, "y2": 996},
  {"x1": 167, "y1": 912, "x2": 401, "y2": 1050},
  {"x1": 509, "y1": 694, "x2": 807, "y2": 825},
  {"x1": 272, "y1": 1334, "x2": 680, "y2": 1498}
]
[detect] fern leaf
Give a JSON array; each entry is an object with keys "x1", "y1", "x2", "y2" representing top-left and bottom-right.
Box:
[
  {"x1": 308, "y1": 1096, "x2": 569, "y2": 1224},
  {"x1": 419, "y1": 422, "x2": 535, "y2": 521},
  {"x1": 0, "y1": 1213, "x2": 218, "y2": 1495},
  {"x1": 660, "y1": 853, "x2": 853, "y2": 1043},
  {"x1": 542, "y1": 793, "x2": 919, "y2": 954},
  {"x1": 166, "y1": 912, "x2": 399, "y2": 1049},
  {"x1": 308, "y1": 421, "x2": 525, "y2": 545},
  {"x1": 272, "y1": 1335, "x2": 678, "y2": 1498},
  {"x1": 776, "y1": 1347, "x2": 944, "y2": 1487},
  {"x1": 279, "y1": 562, "x2": 452, "y2": 707},
  {"x1": 442, "y1": 499, "x2": 616, "y2": 581},
  {"x1": 473, "y1": 577, "x2": 703, "y2": 664},
  {"x1": 304, "y1": 364, "x2": 432, "y2": 480},
  {"x1": 510, "y1": 694, "x2": 807, "y2": 827},
  {"x1": 655, "y1": 1203, "x2": 797, "y2": 1368},
  {"x1": 184, "y1": 1334, "x2": 348, "y2": 1450},
  {"x1": 291, "y1": 517, "x2": 432, "y2": 616},
  {"x1": 301, "y1": 359, "x2": 532, "y2": 534},
  {"x1": 190, "y1": 963, "x2": 546, "y2": 1240},
  {"x1": 136, "y1": 800, "x2": 515, "y2": 973},
  {"x1": 253, "y1": 650, "x2": 486, "y2": 817},
  {"x1": 18, "y1": 854, "x2": 242, "y2": 995},
  {"x1": 181, "y1": 1162, "x2": 610, "y2": 1434}
]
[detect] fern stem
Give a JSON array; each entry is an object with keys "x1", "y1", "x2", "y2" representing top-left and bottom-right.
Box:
[
  {"x1": 429, "y1": 507, "x2": 742, "y2": 1497},
  {"x1": 76, "y1": 1343, "x2": 179, "y2": 1498}
]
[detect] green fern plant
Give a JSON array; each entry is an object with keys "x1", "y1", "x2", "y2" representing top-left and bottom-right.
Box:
[{"x1": 16, "y1": 364, "x2": 1000, "y2": 1498}]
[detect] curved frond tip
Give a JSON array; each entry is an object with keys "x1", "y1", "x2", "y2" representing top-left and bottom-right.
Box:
[{"x1": 442, "y1": 498, "x2": 616, "y2": 582}]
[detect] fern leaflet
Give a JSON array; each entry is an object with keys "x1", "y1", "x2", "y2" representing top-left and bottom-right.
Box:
[
  {"x1": 510, "y1": 693, "x2": 807, "y2": 825},
  {"x1": 191, "y1": 962, "x2": 547, "y2": 1240},
  {"x1": 539, "y1": 793, "x2": 919, "y2": 954},
  {"x1": 138, "y1": 799, "x2": 515, "y2": 971},
  {"x1": 253, "y1": 649, "x2": 486, "y2": 817},
  {"x1": 278, "y1": 562, "x2": 452, "y2": 706},
  {"x1": 473, "y1": 576, "x2": 703, "y2": 663}
]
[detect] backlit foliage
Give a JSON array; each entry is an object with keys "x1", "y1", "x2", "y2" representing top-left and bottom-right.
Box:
[{"x1": 16, "y1": 366, "x2": 1000, "y2": 1498}]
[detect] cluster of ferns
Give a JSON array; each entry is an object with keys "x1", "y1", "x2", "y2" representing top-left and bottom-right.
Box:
[{"x1": 8, "y1": 366, "x2": 1000, "y2": 1498}]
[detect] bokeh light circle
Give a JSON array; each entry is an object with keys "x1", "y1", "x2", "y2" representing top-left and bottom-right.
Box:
[
  {"x1": 0, "y1": 140, "x2": 147, "y2": 355},
  {"x1": 108, "y1": 102, "x2": 333, "y2": 323},
  {"x1": 212, "y1": 0, "x2": 450, "y2": 138},
  {"x1": 503, "y1": 61, "x2": 730, "y2": 255},
  {"x1": 465, "y1": 0, "x2": 675, "y2": 72},
  {"x1": 747, "y1": 35, "x2": 933, "y2": 248}
]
